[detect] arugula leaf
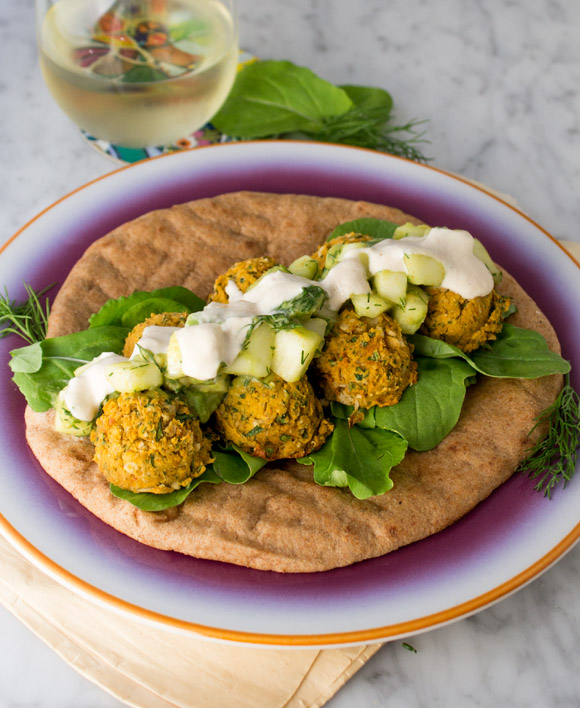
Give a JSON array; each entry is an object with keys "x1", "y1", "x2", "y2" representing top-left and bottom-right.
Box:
[
  {"x1": 89, "y1": 287, "x2": 205, "y2": 328},
  {"x1": 410, "y1": 325, "x2": 570, "y2": 379},
  {"x1": 10, "y1": 326, "x2": 129, "y2": 412},
  {"x1": 211, "y1": 60, "x2": 353, "y2": 137},
  {"x1": 327, "y1": 218, "x2": 398, "y2": 242},
  {"x1": 110, "y1": 467, "x2": 223, "y2": 511},
  {"x1": 299, "y1": 419, "x2": 407, "y2": 499}
]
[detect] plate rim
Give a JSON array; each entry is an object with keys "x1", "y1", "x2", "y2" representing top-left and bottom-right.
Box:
[{"x1": 2, "y1": 140, "x2": 580, "y2": 647}]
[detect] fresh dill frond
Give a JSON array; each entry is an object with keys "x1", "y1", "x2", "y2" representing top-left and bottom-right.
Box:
[
  {"x1": 316, "y1": 107, "x2": 431, "y2": 163},
  {"x1": 517, "y1": 375, "x2": 580, "y2": 498},
  {"x1": 0, "y1": 283, "x2": 55, "y2": 345}
]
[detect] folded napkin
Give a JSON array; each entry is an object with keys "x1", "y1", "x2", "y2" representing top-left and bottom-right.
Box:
[{"x1": 0, "y1": 531, "x2": 380, "y2": 707}]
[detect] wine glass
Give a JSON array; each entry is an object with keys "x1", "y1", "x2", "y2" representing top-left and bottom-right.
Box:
[{"x1": 36, "y1": 0, "x2": 239, "y2": 150}]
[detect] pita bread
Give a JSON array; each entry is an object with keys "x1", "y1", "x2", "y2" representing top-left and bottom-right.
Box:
[{"x1": 24, "y1": 192, "x2": 562, "y2": 572}]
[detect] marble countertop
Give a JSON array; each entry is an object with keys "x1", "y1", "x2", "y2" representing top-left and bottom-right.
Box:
[{"x1": 1, "y1": 0, "x2": 580, "y2": 706}]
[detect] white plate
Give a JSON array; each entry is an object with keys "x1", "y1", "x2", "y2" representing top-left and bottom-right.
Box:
[{"x1": 1, "y1": 141, "x2": 579, "y2": 647}]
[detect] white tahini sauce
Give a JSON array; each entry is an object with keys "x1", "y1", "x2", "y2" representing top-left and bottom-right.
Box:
[
  {"x1": 362, "y1": 228, "x2": 494, "y2": 299},
  {"x1": 62, "y1": 352, "x2": 125, "y2": 421},
  {"x1": 129, "y1": 325, "x2": 181, "y2": 359},
  {"x1": 60, "y1": 227, "x2": 494, "y2": 418},
  {"x1": 320, "y1": 258, "x2": 371, "y2": 311}
]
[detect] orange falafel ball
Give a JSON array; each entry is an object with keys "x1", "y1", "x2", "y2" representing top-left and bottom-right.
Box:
[
  {"x1": 312, "y1": 307, "x2": 417, "y2": 410},
  {"x1": 207, "y1": 257, "x2": 279, "y2": 304},
  {"x1": 91, "y1": 389, "x2": 213, "y2": 494},
  {"x1": 214, "y1": 373, "x2": 333, "y2": 460},
  {"x1": 419, "y1": 288, "x2": 512, "y2": 352},
  {"x1": 123, "y1": 311, "x2": 189, "y2": 358}
]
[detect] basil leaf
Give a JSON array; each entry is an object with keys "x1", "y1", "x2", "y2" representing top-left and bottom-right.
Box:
[
  {"x1": 89, "y1": 287, "x2": 205, "y2": 328},
  {"x1": 327, "y1": 218, "x2": 398, "y2": 242},
  {"x1": 410, "y1": 324, "x2": 571, "y2": 378},
  {"x1": 10, "y1": 326, "x2": 129, "y2": 412},
  {"x1": 299, "y1": 419, "x2": 407, "y2": 499},
  {"x1": 339, "y1": 84, "x2": 393, "y2": 117},
  {"x1": 110, "y1": 467, "x2": 223, "y2": 511},
  {"x1": 374, "y1": 357, "x2": 476, "y2": 451},
  {"x1": 211, "y1": 60, "x2": 353, "y2": 138}
]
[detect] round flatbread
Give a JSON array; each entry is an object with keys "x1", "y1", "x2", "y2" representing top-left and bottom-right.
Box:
[{"x1": 24, "y1": 192, "x2": 562, "y2": 572}]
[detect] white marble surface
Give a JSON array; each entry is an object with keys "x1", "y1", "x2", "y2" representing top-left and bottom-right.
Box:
[{"x1": 1, "y1": 0, "x2": 580, "y2": 706}]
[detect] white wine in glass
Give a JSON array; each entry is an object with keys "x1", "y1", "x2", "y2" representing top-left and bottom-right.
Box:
[{"x1": 37, "y1": 0, "x2": 239, "y2": 148}]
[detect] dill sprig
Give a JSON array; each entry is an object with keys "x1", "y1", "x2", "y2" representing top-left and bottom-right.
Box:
[
  {"x1": 317, "y1": 108, "x2": 431, "y2": 163},
  {"x1": 0, "y1": 283, "x2": 55, "y2": 345},
  {"x1": 517, "y1": 375, "x2": 580, "y2": 498}
]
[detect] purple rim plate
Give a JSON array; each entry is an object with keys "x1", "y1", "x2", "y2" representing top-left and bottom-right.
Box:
[{"x1": 1, "y1": 141, "x2": 579, "y2": 648}]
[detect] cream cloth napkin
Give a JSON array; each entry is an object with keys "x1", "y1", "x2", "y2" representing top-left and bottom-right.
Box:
[{"x1": 0, "y1": 531, "x2": 380, "y2": 707}]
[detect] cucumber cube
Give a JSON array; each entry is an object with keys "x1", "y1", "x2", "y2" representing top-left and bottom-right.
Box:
[
  {"x1": 473, "y1": 238, "x2": 502, "y2": 284},
  {"x1": 288, "y1": 255, "x2": 319, "y2": 280},
  {"x1": 304, "y1": 317, "x2": 328, "y2": 338},
  {"x1": 224, "y1": 323, "x2": 275, "y2": 378},
  {"x1": 351, "y1": 293, "x2": 390, "y2": 318},
  {"x1": 373, "y1": 270, "x2": 407, "y2": 303},
  {"x1": 404, "y1": 254, "x2": 445, "y2": 287},
  {"x1": 392, "y1": 286, "x2": 429, "y2": 334},
  {"x1": 104, "y1": 357, "x2": 163, "y2": 393},
  {"x1": 393, "y1": 222, "x2": 430, "y2": 240},
  {"x1": 54, "y1": 391, "x2": 94, "y2": 437},
  {"x1": 271, "y1": 326, "x2": 324, "y2": 382}
]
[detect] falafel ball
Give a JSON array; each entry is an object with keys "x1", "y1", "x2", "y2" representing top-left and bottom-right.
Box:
[
  {"x1": 123, "y1": 311, "x2": 189, "y2": 358},
  {"x1": 310, "y1": 232, "x2": 373, "y2": 271},
  {"x1": 207, "y1": 257, "x2": 278, "y2": 304},
  {"x1": 419, "y1": 287, "x2": 512, "y2": 352},
  {"x1": 312, "y1": 307, "x2": 418, "y2": 409},
  {"x1": 214, "y1": 373, "x2": 334, "y2": 460},
  {"x1": 91, "y1": 389, "x2": 213, "y2": 494}
]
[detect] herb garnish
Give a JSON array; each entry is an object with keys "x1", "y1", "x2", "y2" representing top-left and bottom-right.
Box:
[
  {"x1": 517, "y1": 375, "x2": 580, "y2": 497},
  {"x1": 212, "y1": 60, "x2": 430, "y2": 162},
  {"x1": 0, "y1": 283, "x2": 54, "y2": 345}
]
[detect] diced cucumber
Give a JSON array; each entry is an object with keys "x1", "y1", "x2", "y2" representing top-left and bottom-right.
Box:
[
  {"x1": 391, "y1": 286, "x2": 429, "y2": 334},
  {"x1": 304, "y1": 317, "x2": 328, "y2": 338},
  {"x1": 325, "y1": 242, "x2": 369, "y2": 272},
  {"x1": 54, "y1": 391, "x2": 94, "y2": 437},
  {"x1": 404, "y1": 253, "x2": 446, "y2": 286},
  {"x1": 271, "y1": 326, "x2": 323, "y2": 382},
  {"x1": 104, "y1": 357, "x2": 163, "y2": 393},
  {"x1": 351, "y1": 293, "x2": 390, "y2": 318},
  {"x1": 224, "y1": 323, "x2": 275, "y2": 378},
  {"x1": 393, "y1": 222, "x2": 430, "y2": 240},
  {"x1": 288, "y1": 255, "x2": 319, "y2": 280},
  {"x1": 373, "y1": 269, "x2": 408, "y2": 303},
  {"x1": 166, "y1": 332, "x2": 184, "y2": 378},
  {"x1": 473, "y1": 238, "x2": 502, "y2": 284}
]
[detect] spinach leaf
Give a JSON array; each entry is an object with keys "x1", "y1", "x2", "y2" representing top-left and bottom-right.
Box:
[
  {"x1": 211, "y1": 60, "x2": 353, "y2": 138},
  {"x1": 327, "y1": 218, "x2": 398, "y2": 242},
  {"x1": 110, "y1": 467, "x2": 223, "y2": 511},
  {"x1": 10, "y1": 326, "x2": 129, "y2": 412},
  {"x1": 211, "y1": 445, "x2": 267, "y2": 484},
  {"x1": 410, "y1": 324, "x2": 570, "y2": 378},
  {"x1": 373, "y1": 357, "x2": 476, "y2": 451},
  {"x1": 120, "y1": 297, "x2": 192, "y2": 329},
  {"x1": 299, "y1": 419, "x2": 407, "y2": 499},
  {"x1": 89, "y1": 287, "x2": 205, "y2": 328},
  {"x1": 331, "y1": 357, "x2": 476, "y2": 451}
]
